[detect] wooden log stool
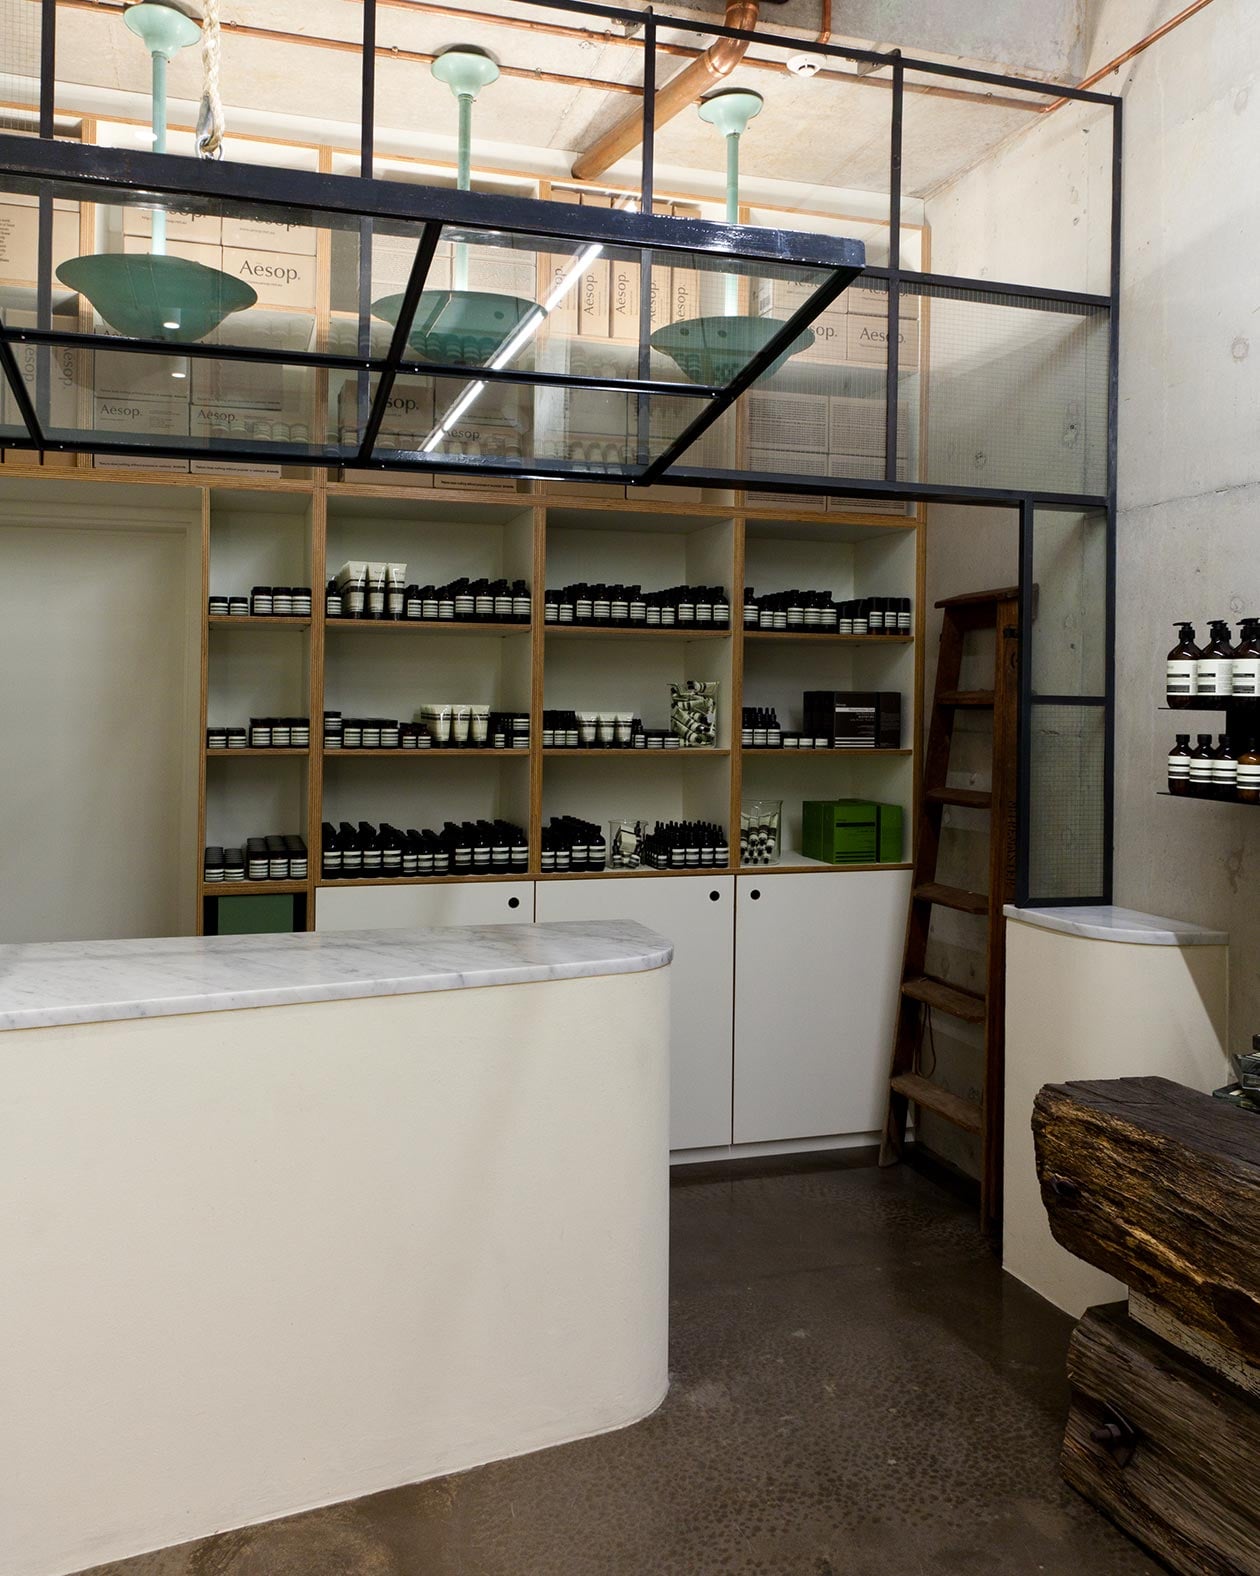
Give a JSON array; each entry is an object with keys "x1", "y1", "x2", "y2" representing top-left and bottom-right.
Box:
[{"x1": 1032, "y1": 1076, "x2": 1260, "y2": 1576}]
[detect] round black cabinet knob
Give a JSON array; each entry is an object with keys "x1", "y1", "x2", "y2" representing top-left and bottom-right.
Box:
[{"x1": 508, "y1": 896, "x2": 521, "y2": 910}]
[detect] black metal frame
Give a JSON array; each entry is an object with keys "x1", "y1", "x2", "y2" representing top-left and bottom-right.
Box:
[{"x1": 13, "y1": 0, "x2": 1121, "y2": 904}]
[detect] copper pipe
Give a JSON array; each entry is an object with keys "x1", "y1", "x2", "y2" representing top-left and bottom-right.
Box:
[
  {"x1": 1044, "y1": 0, "x2": 1216, "y2": 110},
  {"x1": 570, "y1": 0, "x2": 760, "y2": 183},
  {"x1": 817, "y1": 0, "x2": 832, "y2": 48}
]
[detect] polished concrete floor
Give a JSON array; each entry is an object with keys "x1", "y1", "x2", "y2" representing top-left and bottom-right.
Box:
[{"x1": 79, "y1": 1160, "x2": 1157, "y2": 1576}]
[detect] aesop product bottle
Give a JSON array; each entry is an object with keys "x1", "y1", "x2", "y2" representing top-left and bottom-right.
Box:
[
  {"x1": 1167, "y1": 734, "x2": 1192, "y2": 795},
  {"x1": 1196, "y1": 620, "x2": 1235, "y2": 699},
  {"x1": 1238, "y1": 739, "x2": 1260, "y2": 804},
  {"x1": 1232, "y1": 618, "x2": 1260, "y2": 697},
  {"x1": 1166, "y1": 623, "x2": 1200, "y2": 706},
  {"x1": 1188, "y1": 733, "x2": 1215, "y2": 797},
  {"x1": 1212, "y1": 734, "x2": 1239, "y2": 801}
]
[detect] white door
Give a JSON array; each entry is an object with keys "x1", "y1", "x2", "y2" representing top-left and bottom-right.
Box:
[
  {"x1": 315, "y1": 882, "x2": 534, "y2": 931},
  {"x1": 536, "y1": 876, "x2": 734, "y2": 1151},
  {"x1": 733, "y1": 869, "x2": 910, "y2": 1143}
]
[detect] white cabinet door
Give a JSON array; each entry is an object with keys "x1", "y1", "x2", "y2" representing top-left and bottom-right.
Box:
[
  {"x1": 315, "y1": 882, "x2": 533, "y2": 932},
  {"x1": 535, "y1": 876, "x2": 734, "y2": 1151},
  {"x1": 733, "y1": 869, "x2": 911, "y2": 1144}
]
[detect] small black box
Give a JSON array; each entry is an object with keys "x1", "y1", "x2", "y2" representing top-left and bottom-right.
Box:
[{"x1": 803, "y1": 690, "x2": 901, "y2": 749}]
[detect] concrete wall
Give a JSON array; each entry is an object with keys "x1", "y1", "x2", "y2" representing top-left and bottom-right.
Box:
[{"x1": 916, "y1": 0, "x2": 1257, "y2": 1171}]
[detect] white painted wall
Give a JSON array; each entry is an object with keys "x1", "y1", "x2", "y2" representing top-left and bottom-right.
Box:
[
  {"x1": 0, "y1": 485, "x2": 201, "y2": 942},
  {"x1": 2, "y1": 966, "x2": 670, "y2": 1576},
  {"x1": 1003, "y1": 918, "x2": 1229, "y2": 1315}
]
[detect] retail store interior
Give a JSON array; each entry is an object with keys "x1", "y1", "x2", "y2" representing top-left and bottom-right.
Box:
[{"x1": 0, "y1": 1, "x2": 1256, "y2": 1573}]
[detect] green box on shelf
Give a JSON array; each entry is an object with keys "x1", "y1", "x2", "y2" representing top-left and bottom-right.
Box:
[
  {"x1": 214, "y1": 894, "x2": 297, "y2": 935},
  {"x1": 801, "y1": 799, "x2": 903, "y2": 865}
]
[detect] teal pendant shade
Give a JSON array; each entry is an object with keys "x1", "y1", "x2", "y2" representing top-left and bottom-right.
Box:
[
  {"x1": 653, "y1": 84, "x2": 818, "y2": 387},
  {"x1": 373, "y1": 287, "x2": 536, "y2": 366},
  {"x1": 54, "y1": 0, "x2": 261, "y2": 346},
  {"x1": 56, "y1": 253, "x2": 257, "y2": 343},
  {"x1": 650, "y1": 314, "x2": 814, "y2": 386},
  {"x1": 372, "y1": 43, "x2": 537, "y2": 370}
]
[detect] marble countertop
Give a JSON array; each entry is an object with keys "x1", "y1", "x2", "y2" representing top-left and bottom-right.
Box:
[
  {"x1": 1003, "y1": 904, "x2": 1228, "y2": 946},
  {"x1": 0, "y1": 921, "x2": 674, "y2": 1032}
]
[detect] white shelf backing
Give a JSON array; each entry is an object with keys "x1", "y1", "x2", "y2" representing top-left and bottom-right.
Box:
[
  {"x1": 320, "y1": 752, "x2": 531, "y2": 838},
  {"x1": 740, "y1": 752, "x2": 915, "y2": 858},
  {"x1": 208, "y1": 492, "x2": 312, "y2": 598},
  {"x1": 544, "y1": 633, "x2": 734, "y2": 750},
  {"x1": 204, "y1": 754, "x2": 308, "y2": 851},
  {"x1": 324, "y1": 499, "x2": 534, "y2": 594},
  {"x1": 542, "y1": 752, "x2": 731, "y2": 836},
  {"x1": 324, "y1": 626, "x2": 533, "y2": 722}
]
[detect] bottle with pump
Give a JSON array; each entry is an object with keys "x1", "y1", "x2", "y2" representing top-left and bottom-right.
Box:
[
  {"x1": 1188, "y1": 733, "x2": 1215, "y2": 797},
  {"x1": 1196, "y1": 620, "x2": 1235, "y2": 700},
  {"x1": 1167, "y1": 734, "x2": 1192, "y2": 796},
  {"x1": 1232, "y1": 618, "x2": 1260, "y2": 698},
  {"x1": 1212, "y1": 734, "x2": 1239, "y2": 802},
  {"x1": 1166, "y1": 623, "x2": 1200, "y2": 707}
]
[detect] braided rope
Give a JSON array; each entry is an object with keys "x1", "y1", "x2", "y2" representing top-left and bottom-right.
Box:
[{"x1": 196, "y1": 0, "x2": 225, "y2": 159}]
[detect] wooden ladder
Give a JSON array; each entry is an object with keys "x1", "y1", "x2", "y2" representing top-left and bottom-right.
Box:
[{"x1": 880, "y1": 586, "x2": 1020, "y2": 1236}]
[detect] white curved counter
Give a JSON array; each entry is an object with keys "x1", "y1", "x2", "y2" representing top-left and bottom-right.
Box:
[{"x1": 1, "y1": 921, "x2": 672, "y2": 1576}]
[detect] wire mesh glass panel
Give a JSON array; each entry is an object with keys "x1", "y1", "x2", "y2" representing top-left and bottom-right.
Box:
[
  {"x1": 909, "y1": 285, "x2": 1109, "y2": 496},
  {"x1": 0, "y1": 0, "x2": 40, "y2": 130},
  {"x1": 1026, "y1": 701, "x2": 1106, "y2": 900},
  {"x1": 1031, "y1": 508, "x2": 1107, "y2": 697}
]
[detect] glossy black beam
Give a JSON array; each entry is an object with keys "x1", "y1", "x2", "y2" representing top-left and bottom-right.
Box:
[{"x1": 356, "y1": 218, "x2": 442, "y2": 464}]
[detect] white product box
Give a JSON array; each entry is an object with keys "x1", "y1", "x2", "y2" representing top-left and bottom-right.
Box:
[
  {"x1": 464, "y1": 241, "x2": 536, "y2": 302},
  {"x1": 755, "y1": 276, "x2": 848, "y2": 365},
  {"x1": 578, "y1": 194, "x2": 612, "y2": 338},
  {"x1": 609, "y1": 246, "x2": 639, "y2": 343},
  {"x1": 746, "y1": 390, "x2": 829, "y2": 453},
  {"x1": 122, "y1": 233, "x2": 222, "y2": 271},
  {"x1": 0, "y1": 311, "x2": 83, "y2": 434},
  {"x1": 190, "y1": 460, "x2": 285, "y2": 477},
  {"x1": 828, "y1": 394, "x2": 909, "y2": 463},
  {"x1": 93, "y1": 391, "x2": 191, "y2": 472},
  {"x1": 826, "y1": 465, "x2": 916, "y2": 518},
  {"x1": 191, "y1": 356, "x2": 285, "y2": 412},
  {"x1": 847, "y1": 282, "x2": 920, "y2": 320},
  {"x1": 221, "y1": 214, "x2": 317, "y2": 256},
  {"x1": 745, "y1": 445, "x2": 828, "y2": 511},
  {"x1": 0, "y1": 202, "x2": 78, "y2": 282},
  {"x1": 847, "y1": 314, "x2": 920, "y2": 367},
  {"x1": 222, "y1": 247, "x2": 317, "y2": 312},
  {"x1": 122, "y1": 206, "x2": 223, "y2": 247}
]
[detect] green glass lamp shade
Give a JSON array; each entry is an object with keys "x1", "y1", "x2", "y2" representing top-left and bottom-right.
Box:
[
  {"x1": 56, "y1": 253, "x2": 258, "y2": 343},
  {"x1": 372, "y1": 288, "x2": 536, "y2": 366},
  {"x1": 650, "y1": 314, "x2": 815, "y2": 385}
]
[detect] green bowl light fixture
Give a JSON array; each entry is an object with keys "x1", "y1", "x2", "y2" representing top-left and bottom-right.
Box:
[
  {"x1": 54, "y1": 0, "x2": 257, "y2": 344},
  {"x1": 373, "y1": 45, "x2": 536, "y2": 367},
  {"x1": 650, "y1": 86, "x2": 815, "y2": 385}
]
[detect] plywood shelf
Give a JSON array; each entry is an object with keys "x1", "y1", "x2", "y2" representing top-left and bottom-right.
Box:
[
  {"x1": 544, "y1": 624, "x2": 729, "y2": 640},
  {"x1": 740, "y1": 747, "x2": 913, "y2": 757},
  {"x1": 206, "y1": 748, "x2": 310, "y2": 758},
  {"x1": 324, "y1": 748, "x2": 528, "y2": 759},
  {"x1": 208, "y1": 615, "x2": 311, "y2": 628},
  {"x1": 743, "y1": 630, "x2": 912, "y2": 644},
  {"x1": 200, "y1": 880, "x2": 312, "y2": 896},
  {"x1": 542, "y1": 748, "x2": 730, "y2": 759}
]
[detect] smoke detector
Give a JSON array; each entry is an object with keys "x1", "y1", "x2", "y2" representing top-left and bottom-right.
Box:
[{"x1": 786, "y1": 54, "x2": 821, "y2": 78}]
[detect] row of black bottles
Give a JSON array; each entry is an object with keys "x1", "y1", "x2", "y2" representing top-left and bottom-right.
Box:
[
  {"x1": 209, "y1": 588, "x2": 313, "y2": 618},
  {"x1": 204, "y1": 835, "x2": 307, "y2": 883},
  {"x1": 743, "y1": 591, "x2": 911, "y2": 634},
  {"x1": 326, "y1": 578, "x2": 531, "y2": 623},
  {"x1": 543, "y1": 584, "x2": 730, "y2": 628},
  {"x1": 1168, "y1": 734, "x2": 1260, "y2": 801},
  {"x1": 541, "y1": 818, "x2": 609, "y2": 871},
  {"x1": 639, "y1": 820, "x2": 729, "y2": 870},
  {"x1": 321, "y1": 819, "x2": 528, "y2": 877}
]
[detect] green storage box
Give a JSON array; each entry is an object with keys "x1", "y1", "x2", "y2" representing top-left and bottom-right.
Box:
[
  {"x1": 801, "y1": 799, "x2": 903, "y2": 865},
  {"x1": 213, "y1": 894, "x2": 298, "y2": 935}
]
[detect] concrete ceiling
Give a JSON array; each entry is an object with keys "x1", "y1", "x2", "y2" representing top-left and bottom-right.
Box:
[{"x1": 31, "y1": 0, "x2": 1104, "y2": 203}]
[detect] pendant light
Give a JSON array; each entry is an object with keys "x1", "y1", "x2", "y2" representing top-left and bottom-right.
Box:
[
  {"x1": 372, "y1": 45, "x2": 536, "y2": 367},
  {"x1": 650, "y1": 87, "x2": 815, "y2": 385},
  {"x1": 55, "y1": 0, "x2": 257, "y2": 344}
]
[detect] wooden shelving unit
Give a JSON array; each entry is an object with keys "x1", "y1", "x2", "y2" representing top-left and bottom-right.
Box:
[{"x1": 178, "y1": 475, "x2": 923, "y2": 930}]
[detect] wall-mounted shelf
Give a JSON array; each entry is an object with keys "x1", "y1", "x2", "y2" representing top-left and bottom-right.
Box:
[
  {"x1": 324, "y1": 620, "x2": 529, "y2": 637},
  {"x1": 542, "y1": 748, "x2": 730, "y2": 759},
  {"x1": 740, "y1": 747, "x2": 913, "y2": 757},
  {"x1": 208, "y1": 616, "x2": 311, "y2": 629},
  {"x1": 324, "y1": 748, "x2": 529, "y2": 759},
  {"x1": 544, "y1": 626, "x2": 730, "y2": 640},
  {"x1": 743, "y1": 631, "x2": 912, "y2": 645},
  {"x1": 206, "y1": 748, "x2": 310, "y2": 758}
]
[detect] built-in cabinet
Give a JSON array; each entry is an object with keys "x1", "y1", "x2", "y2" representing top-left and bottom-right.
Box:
[
  {"x1": 732, "y1": 869, "x2": 911, "y2": 1144},
  {"x1": 316, "y1": 867, "x2": 909, "y2": 1154}
]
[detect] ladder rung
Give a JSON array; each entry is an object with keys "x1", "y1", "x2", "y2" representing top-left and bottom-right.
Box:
[
  {"x1": 938, "y1": 689, "x2": 995, "y2": 708},
  {"x1": 902, "y1": 973, "x2": 986, "y2": 1023},
  {"x1": 890, "y1": 1072, "x2": 983, "y2": 1134},
  {"x1": 926, "y1": 786, "x2": 992, "y2": 810},
  {"x1": 913, "y1": 881, "x2": 989, "y2": 915}
]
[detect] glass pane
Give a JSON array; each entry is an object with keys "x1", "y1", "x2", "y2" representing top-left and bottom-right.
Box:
[
  {"x1": 908, "y1": 285, "x2": 1109, "y2": 495},
  {"x1": 1031, "y1": 508, "x2": 1107, "y2": 697},
  {"x1": 1027, "y1": 702, "x2": 1106, "y2": 900},
  {"x1": 41, "y1": 345, "x2": 345, "y2": 461}
]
